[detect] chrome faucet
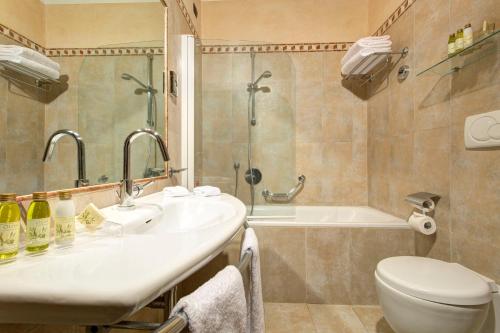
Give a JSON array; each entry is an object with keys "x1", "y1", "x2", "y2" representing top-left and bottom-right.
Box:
[
  {"x1": 119, "y1": 128, "x2": 169, "y2": 207},
  {"x1": 43, "y1": 129, "x2": 89, "y2": 188}
]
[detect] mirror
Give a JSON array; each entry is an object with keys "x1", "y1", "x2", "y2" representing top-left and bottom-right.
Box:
[{"x1": 0, "y1": 1, "x2": 166, "y2": 195}]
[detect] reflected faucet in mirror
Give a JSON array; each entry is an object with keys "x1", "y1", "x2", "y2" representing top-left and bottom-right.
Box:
[
  {"x1": 43, "y1": 129, "x2": 89, "y2": 188},
  {"x1": 119, "y1": 128, "x2": 170, "y2": 208}
]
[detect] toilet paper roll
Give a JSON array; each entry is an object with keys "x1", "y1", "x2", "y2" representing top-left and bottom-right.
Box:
[{"x1": 408, "y1": 212, "x2": 437, "y2": 235}]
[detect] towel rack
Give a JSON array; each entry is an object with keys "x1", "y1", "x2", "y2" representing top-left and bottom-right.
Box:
[
  {"x1": 342, "y1": 47, "x2": 409, "y2": 86},
  {"x1": 87, "y1": 249, "x2": 253, "y2": 333},
  {"x1": 0, "y1": 59, "x2": 60, "y2": 91}
]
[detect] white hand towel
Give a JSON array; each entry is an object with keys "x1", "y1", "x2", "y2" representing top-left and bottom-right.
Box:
[
  {"x1": 193, "y1": 185, "x2": 221, "y2": 197},
  {"x1": 341, "y1": 35, "x2": 392, "y2": 66},
  {"x1": 0, "y1": 55, "x2": 60, "y2": 80},
  {"x1": 341, "y1": 47, "x2": 392, "y2": 75},
  {"x1": 163, "y1": 186, "x2": 191, "y2": 197},
  {"x1": 241, "y1": 228, "x2": 265, "y2": 333},
  {"x1": 0, "y1": 45, "x2": 60, "y2": 71},
  {"x1": 170, "y1": 266, "x2": 247, "y2": 333}
]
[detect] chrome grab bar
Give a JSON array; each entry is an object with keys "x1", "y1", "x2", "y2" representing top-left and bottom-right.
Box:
[{"x1": 262, "y1": 175, "x2": 306, "y2": 203}]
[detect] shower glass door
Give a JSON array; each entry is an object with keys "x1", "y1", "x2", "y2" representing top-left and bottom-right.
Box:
[{"x1": 194, "y1": 39, "x2": 296, "y2": 216}]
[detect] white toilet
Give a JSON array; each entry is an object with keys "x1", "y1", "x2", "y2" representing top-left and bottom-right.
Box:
[{"x1": 375, "y1": 256, "x2": 499, "y2": 333}]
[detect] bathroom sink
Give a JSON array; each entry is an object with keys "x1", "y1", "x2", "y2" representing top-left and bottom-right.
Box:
[{"x1": 0, "y1": 192, "x2": 246, "y2": 325}]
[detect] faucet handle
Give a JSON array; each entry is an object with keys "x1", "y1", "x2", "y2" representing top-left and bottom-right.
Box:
[{"x1": 132, "y1": 180, "x2": 155, "y2": 198}]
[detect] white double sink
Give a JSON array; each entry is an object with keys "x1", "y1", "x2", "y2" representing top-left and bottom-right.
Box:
[{"x1": 0, "y1": 192, "x2": 246, "y2": 325}]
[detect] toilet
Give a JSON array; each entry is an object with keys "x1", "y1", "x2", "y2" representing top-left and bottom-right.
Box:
[{"x1": 375, "y1": 256, "x2": 499, "y2": 333}]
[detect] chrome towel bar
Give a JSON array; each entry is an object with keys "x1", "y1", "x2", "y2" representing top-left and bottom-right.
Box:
[{"x1": 89, "y1": 249, "x2": 253, "y2": 333}]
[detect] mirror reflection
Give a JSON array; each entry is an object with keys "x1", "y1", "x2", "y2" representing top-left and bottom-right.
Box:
[{"x1": 0, "y1": 0, "x2": 166, "y2": 196}]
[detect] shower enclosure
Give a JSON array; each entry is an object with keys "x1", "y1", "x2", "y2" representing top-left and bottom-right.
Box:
[
  {"x1": 194, "y1": 39, "x2": 298, "y2": 214},
  {"x1": 78, "y1": 41, "x2": 165, "y2": 185}
]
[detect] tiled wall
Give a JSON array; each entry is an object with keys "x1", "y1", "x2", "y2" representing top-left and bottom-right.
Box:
[
  {"x1": 367, "y1": 0, "x2": 500, "y2": 280},
  {"x1": 198, "y1": 50, "x2": 368, "y2": 206},
  {"x1": 254, "y1": 226, "x2": 414, "y2": 305}
]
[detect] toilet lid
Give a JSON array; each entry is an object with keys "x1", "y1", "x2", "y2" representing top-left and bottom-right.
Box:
[{"x1": 376, "y1": 256, "x2": 493, "y2": 305}]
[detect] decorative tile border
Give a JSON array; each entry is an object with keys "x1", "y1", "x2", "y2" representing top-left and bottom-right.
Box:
[
  {"x1": 174, "y1": 0, "x2": 199, "y2": 37},
  {"x1": 0, "y1": 23, "x2": 46, "y2": 54},
  {"x1": 0, "y1": 23, "x2": 163, "y2": 57},
  {"x1": 46, "y1": 47, "x2": 164, "y2": 57},
  {"x1": 202, "y1": 42, "x2": 354, "y2": 54},
  {"x1": 373, "y1": 0, "x2": 417, "y2": 36}
]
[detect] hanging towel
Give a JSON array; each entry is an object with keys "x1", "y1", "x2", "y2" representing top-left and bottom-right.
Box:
[
  {"x1": 0, "y1": 55, "x2": 60, "y2": 80},
  {"x1": 342, "y1": 35, "x2": 392, "y2": 67},
  {"x1": 170, "y1": 266, "x2": 247, "y2": 333},
  {"x1": 193, "y1": 185, "x2": 221, "y2": 197},
  {"x1": 241, "y1": 228, "x2": 265, "y2": 333},
  {"x1": 341, "y1": 47, "x2": 392, "y2": 75},
  {"x1": 163, "y1": 185, "x2": 192, "y2": 197},
  {"x1": 0, "y1": 45, "x2": 60, "y2": 71}
]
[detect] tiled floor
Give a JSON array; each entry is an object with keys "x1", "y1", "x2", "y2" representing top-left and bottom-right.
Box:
[{"x1": 264, "y1": 303, "x2": 395, "y2": 333}]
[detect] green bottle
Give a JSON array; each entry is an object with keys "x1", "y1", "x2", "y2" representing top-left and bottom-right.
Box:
[
  {"x1": 0, "y1": 194, "x2": 21, "y2": 263},
  {"x1": 26, "y1": 192, "x2": 51, "y2": 254}
]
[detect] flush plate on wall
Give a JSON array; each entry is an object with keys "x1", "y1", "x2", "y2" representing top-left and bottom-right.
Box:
[{"x1": 464, "y1": 110, "x2": 500, "y2": 148}]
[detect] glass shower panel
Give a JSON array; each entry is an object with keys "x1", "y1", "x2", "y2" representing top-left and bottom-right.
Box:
[
  {"x1": 194, "y1": 39, "x2": 296, "y2": 216},
  {"x1": 78, "y1": 41, "x2": 165, "y2": 185}
]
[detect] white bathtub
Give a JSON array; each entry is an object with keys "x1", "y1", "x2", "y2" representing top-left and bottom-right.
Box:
[{"x1": 247, "y1": 205, "x2": 409, "y2": 228}]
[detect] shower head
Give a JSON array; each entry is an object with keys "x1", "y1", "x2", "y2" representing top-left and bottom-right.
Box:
[
  {"x1": 121, "y1": 73, "x2": 148, "y2": 89},
  {"x1": 253, "y1": 70, "x2": 272, "y2": 85}
]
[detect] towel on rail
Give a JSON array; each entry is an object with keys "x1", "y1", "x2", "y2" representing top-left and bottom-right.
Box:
[
  {"x1": 342, "y1": 35, "x2": 392, "y2": 66},
  {"x1": 0, "y1": 55, "x2": 60, "y2": 80},
  {"x1": 0, "y1": 45, "x2": 60, "y2": 71},
  {"x1": 341, "y1": 47, "x2": 392, "y2": 75},
  {"x1": 170, "y1": 265, "x2": 247, "y2": 333},
  {"x1": 241, "y1": 228, "x2": 265, "y2": 333}
]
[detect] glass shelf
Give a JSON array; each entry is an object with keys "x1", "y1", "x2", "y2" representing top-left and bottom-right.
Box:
[{"x1": 417, "y1": 29, "x2": 499, "y2": 76}]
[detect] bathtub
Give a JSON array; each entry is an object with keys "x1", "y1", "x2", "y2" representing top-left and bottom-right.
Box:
[{"x1": 247, "y1": 205, "x2": 409, "y2": 229}]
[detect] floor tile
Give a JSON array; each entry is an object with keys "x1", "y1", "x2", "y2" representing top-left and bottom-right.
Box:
[
  {"x1": 308, "y1": 304, "x2": 367, "y2": 333},
  {"x1": 264, "y1": 303, "x2": 316, "y2": 333},
  {"x1": 352, "y1": 306, "x2": 395, "y2": 333}
]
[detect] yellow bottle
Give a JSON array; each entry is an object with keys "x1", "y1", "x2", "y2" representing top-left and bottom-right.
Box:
[
  {"x1": 26, "y1": 192, "x2": 51, "y2": 254},
  {"x1": 0, "y1": 194, "x2": 21, "y2": 263}
]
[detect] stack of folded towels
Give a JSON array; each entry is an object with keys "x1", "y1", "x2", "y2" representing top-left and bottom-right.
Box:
[
  {"x1": 0, "y1": 45, "x2": 61, "y2": 80},
  {"x1": 341, "y1": 35, "x2": 392, "y2": 76}
]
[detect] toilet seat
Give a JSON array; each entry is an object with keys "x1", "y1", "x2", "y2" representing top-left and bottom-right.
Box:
[{"x1": 376, "y1": 256, "x2": 494, "y2": 306}]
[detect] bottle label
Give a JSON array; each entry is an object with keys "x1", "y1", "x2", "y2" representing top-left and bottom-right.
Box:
[
  {"x1": 0, "y1": 222, "x2": 20, "y2": 254},
  {"x1": 55, "y1": 216, "x2": 75, "y2": 241},
  {"x1": 27, "y1": 218, "x2": 50, "y2": 247},
  {"x1": 448, "y1": 43, "x2": 456, "y2": 54}
]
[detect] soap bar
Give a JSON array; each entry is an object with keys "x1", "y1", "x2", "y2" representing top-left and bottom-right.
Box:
[{"x1": 77, "y1": 203, "x2": 105, "y2": 230}]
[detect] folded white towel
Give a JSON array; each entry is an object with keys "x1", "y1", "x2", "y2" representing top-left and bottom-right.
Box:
[
  {"x1": 341, "y1": 35, "x2": 392, "y2": 67},
  {"x1": 0, "y1": 45, "x2": 60, "y2": 71},
  {"x1": 170, "y1": 266, "x2": 247, "y2": 333},
  {"x1": 163, "y1": 186, "x2": 192, "y2": 197},
  {"x1": 241, "y1": 228, "x2": 265, "y2": 333},
  {"x1": 193, "y1": 185, "x2": 221, "y2": 197},
  {"x1": 0, "y1": 55, "x2": 60, "y2": 80},
  {"x1": 341, "y1": 47, "x2": 392, "y2": 75}
]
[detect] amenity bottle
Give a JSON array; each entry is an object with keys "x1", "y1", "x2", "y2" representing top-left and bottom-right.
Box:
[
  {"x1": 54, "y1": 191, "x2": 75, "y2": 247},
  {"x1": 26, "y1": 192, "x2": 51, "y2": 254},
  {"x1": 0, "y1": 194, "x2": 21, "y2": 263}
]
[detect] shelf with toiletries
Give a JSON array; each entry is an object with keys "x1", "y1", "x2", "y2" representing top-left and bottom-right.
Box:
[{"x1": 417, "y1": 29, "x2": 499, "y2": 77}]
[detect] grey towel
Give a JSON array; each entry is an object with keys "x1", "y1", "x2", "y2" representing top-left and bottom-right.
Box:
[
  {"x1": 170, "y1": 265, "x2": 247, "y2": 333},
  {"x1": 241, "y1": 228, "x2": 265, "y2": 333}
]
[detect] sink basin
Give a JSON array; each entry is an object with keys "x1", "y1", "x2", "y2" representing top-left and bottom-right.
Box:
[{"x1": 0, "y1": 192, "x2": 246, "y2": 325}]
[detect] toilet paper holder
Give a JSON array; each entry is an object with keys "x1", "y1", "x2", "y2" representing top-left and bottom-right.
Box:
[{"x1": 405, "y1": 192, "x2": 440, "y2": 214}]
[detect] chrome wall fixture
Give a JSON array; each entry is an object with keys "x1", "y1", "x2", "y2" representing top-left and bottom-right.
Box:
[{"x1": 262, "y1": 175, "x2": 306, "y2": 203}]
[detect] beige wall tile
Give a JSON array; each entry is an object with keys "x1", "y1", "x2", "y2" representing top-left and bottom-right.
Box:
[
  {"x1": 257, "y1": 227, "x2": 307, "y2": 303},
  {"x1": 350, "y1": 229, "x2": 414, "y2": 305}
]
